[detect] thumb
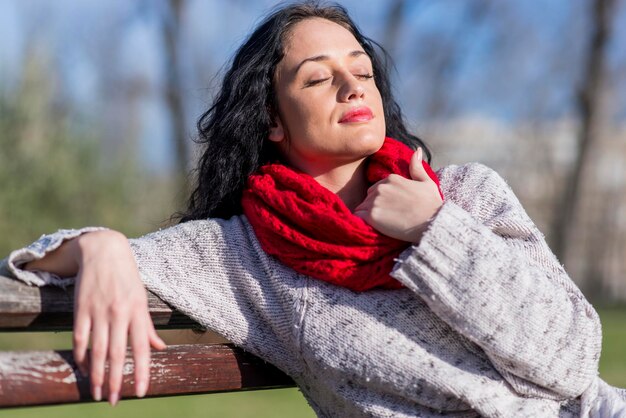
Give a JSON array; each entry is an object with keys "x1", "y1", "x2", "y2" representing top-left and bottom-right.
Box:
[{"x1": 409, "y1": 147, "x2": 429, "y2": 181}]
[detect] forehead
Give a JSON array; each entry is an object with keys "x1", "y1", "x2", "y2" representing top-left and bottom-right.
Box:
[{"x1": 282, "y1": 18, "x2": 365, "y2": 65}]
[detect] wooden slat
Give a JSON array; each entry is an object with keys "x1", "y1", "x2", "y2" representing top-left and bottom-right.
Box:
[
  {"x1": 0, "y1": 343, "x2": 295, "y2": 408},
  {"x1": 0, "y1": 274, "x2": 203, "y2": 331}
]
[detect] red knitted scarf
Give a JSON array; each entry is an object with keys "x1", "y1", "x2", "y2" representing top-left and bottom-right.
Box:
[{"x1": 241, "y1": 137, "x2": 443, "y2": 292}]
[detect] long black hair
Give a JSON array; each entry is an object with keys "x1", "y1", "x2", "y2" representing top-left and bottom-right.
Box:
[{"x1": 176, "y1": 1, "x2": 431, "y2": 222}]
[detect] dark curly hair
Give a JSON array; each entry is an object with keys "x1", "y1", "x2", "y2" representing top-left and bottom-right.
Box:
[{"x1": 176, "y1": 1, "x2": 431, "y2": 222}]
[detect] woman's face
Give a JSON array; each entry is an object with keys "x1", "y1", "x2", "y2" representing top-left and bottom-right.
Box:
[{"x1": 270, "y1": 18, "x2": 386, "y2": 173}]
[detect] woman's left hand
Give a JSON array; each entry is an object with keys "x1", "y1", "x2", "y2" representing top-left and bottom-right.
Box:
[{"x1": 353, "y1": 147, "x2": 443, "y2": 243}]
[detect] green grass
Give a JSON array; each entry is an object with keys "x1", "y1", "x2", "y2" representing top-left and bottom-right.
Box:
[
  {"x1": 1, "y1": 307, "x2": 625, "y2": 417},
  {"x1": 0, "y1": 389, "x2": 315, "y2": 418},
  {"x1": 597, "y1": 306, "x2": 626, "y2": 387}
]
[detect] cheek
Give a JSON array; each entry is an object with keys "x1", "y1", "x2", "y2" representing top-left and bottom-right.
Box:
[
  {"x1": 372, "y1": 87, "x2": 384, "y2": 109},
  {"x1": 372, "y1": 89, "x2": 385, "y2": 130},
  {"x1": 285, "y1": 93, "x2": 331, "y2": 129}
]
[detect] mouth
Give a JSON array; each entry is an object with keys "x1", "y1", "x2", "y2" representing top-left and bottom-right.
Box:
[{"x1": 339, "y1": 106, "x2": 373, "y2": 123}]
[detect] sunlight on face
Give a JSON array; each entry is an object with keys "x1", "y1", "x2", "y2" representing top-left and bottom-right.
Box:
[{"x1": 270, "y1": 18, "x2": 386, "y2": 174}]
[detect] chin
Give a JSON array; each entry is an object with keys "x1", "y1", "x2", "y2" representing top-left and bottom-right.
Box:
[
  {"x1": 359, "y1": 131, "x2": 386, "y2": 153},
  {"x1": 341, "y1": 135, "x2": 383, "y2": 161},
  {"x1": 335, "y1": 124, "x2": 386, "y2": 156}
]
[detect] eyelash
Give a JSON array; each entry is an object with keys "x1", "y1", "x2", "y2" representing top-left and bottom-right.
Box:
[{"x1": 306, "y1": 73, "x2": 374, "y2": 87}]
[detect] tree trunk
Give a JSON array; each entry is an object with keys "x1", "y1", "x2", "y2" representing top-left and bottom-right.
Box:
[
  {"x1": 550, "y1": 0, "x2": 615, "y2": 298},
  {"x1": 163, "y1": 0, "x2": 189, "y2": 198}
]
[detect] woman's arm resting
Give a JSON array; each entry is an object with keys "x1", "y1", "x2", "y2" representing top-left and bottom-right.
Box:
[
  {"x1": 2, "y1": 228, "x2": 166, "y2": 406},
  {"x1": 23, "y1": 237, "x2": 80, "y2": 276},
  {"x1": 2, "y1": 226, "x2": 108, "y2": 287},
  {"x1": 4, "y1": 218, "x2": 304, "y2": 380},
  {"x1": 390, "y1": 163, "x2": 602, "y2": 400}
]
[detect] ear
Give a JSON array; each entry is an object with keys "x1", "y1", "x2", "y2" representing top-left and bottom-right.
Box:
[{"x1": 268, "y1": 113, "x2": 285, "y2": 143}]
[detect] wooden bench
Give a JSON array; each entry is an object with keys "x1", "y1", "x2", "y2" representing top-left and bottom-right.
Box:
[{"x1": 0, "y1": 271, "x2": 295, "y2": 408}]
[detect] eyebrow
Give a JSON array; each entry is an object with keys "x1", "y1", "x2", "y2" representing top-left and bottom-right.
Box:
[{"x1": 294, "y1": 50, "x2": 369, "y2": 75}]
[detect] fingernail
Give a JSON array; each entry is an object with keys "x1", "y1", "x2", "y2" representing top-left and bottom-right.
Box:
[
  {"x1": 93, "y1": 386, "x2": 102, "y2": 401},
  {"x1": 109, "y1": 392, "x2": 119, "y2": 407},
  {"x1": 137, "y1": 380, "x2": 147, "y2": 398}
]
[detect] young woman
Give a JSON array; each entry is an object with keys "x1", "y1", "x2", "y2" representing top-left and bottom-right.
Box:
[{"x1": 3, "y1": 2, "x2": 625, "y2": 417}]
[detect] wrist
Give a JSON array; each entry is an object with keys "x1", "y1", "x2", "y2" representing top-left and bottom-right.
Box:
[
  {"x1": 410, "y1": 202, "x2": 443, "y2": 244},
  {"x1": 75, "y1": 230, "x2": 127, "y2": 267}
]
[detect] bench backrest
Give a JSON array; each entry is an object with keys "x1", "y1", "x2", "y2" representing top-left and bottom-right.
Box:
[{"x1": 0, "y1": 274, "x2": 295, "y2": 408}]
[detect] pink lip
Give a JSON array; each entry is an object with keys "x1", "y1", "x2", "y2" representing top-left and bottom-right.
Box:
[{"x1": 339, "y1": 106, "x2": 373, "y2": 123}]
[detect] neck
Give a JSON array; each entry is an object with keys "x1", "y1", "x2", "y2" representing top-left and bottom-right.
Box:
[{"x1": 310, "y1": 158, "x2": 369, "y2": 212}]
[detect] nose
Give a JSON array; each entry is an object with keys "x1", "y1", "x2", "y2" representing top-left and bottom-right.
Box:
[{"x1": 338, "y1": 73, "x2": 365, "y2": 102}]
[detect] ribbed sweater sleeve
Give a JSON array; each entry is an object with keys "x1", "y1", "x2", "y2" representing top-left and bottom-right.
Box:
[
  {"x1": 124, "y1": 217, "x2": 301, "y2": 375},
  {"x1": 390, "y1": 162, "x2": 602, "y2": 400}
]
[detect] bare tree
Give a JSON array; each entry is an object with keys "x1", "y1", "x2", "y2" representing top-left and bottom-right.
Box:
[
  {"x1": 550, "y1": 0, "x2": 617, "y2": 283},
  {"x1": 162, "y1": 0, "x2": 189, "y2": 195}
]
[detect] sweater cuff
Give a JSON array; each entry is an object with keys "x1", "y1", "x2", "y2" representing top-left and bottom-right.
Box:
[
  {"x1": 391, "y1": 200, "x2": 484, "y2": 302},
  {"x1": 2, "y1": 227, "x2": 109, "y2": 288}
]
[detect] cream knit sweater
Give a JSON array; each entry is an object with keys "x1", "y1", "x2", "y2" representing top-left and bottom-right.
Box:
[{"x1": 4, "y1": 162, "x2": 626, "y2": 417}]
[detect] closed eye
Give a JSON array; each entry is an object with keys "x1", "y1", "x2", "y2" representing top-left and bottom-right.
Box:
[
  {"x1": 305, "y1": 77, "x2": 331, "y2": 87},
  {"x1": 304, "y1": 73, "x2": 374, "y2": 87}
]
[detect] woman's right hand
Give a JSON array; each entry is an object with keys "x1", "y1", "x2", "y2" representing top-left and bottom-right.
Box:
[
  {"x1": 72, "y1": 230, "x2": 167, "y2": 406},
  {"x1": 28, "y1": 230, "x2": 167, "y2": 406}
]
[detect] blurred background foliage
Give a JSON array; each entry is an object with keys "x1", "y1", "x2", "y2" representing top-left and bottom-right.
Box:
[
  {"x1": 0, "y1": 49, "x2": 178, "y2": 256},
  {"x1": 1, "y1": 0, "x2": 626, "y2": 416}
]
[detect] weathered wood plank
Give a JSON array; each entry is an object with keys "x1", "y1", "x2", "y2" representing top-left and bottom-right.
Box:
[
  {"x1": 0, "y1": 343, "x2": 295, "y2": 408},
  {"x1": 0, "y1": 274, "x2": 204, "y2": 331}
]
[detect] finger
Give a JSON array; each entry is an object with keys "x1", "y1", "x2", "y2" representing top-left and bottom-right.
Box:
[
  {"x1": 409, "y1": 147, "x2": 429, "y2": 182},
  {"x1": 149, "y1": 326, "x2": 167, "y2": 351},
  {"x1": 90, "y1": 319, "x2": 109, "y2": 402},
  {"x1": 73, "y1": 307, "x2": 91, "y2": 376},
  {"x1": 107, "y1": 317, "x2": 129, "y2": 406},
  {"x1": 130, "y1": 316, "x2": 151, "y2": 398}
]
